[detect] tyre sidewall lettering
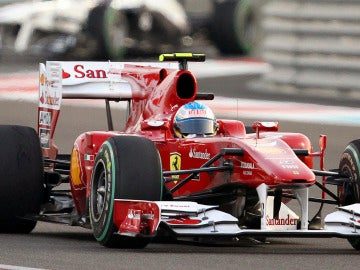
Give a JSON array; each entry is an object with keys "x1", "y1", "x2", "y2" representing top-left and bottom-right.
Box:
[
  {"x1": 346, "y1": 144, "x2": 360, "y2": 179},
  {"x1": 339, "y1": 142, "x2": 360, "y2": 204},
  {"x1": 342, "y1": 151, "x2": 357, "y2": 180},
  {"x1": 91, "y1": 141, "x2": 116, "y2": 242},
  {"x1": 347, "y1": 144, "x2": 360, "y2": 199},
  {"x1": 340, "y1": 140, "x2": 360, "y2": 249}
]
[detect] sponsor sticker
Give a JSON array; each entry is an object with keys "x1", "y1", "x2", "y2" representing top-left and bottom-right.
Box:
[
  {"x1": 266, "y1": 214, "x2": 298, "y2": 226},
  {"x1": 265, "y1": 197, "x2": 299, "y2": 230},
  {"x1": 241, "y1": 161, "x2": 255, "y2": 176},
  {"x1": 70, "y1": 148, "x2": 83, "y2": 187},
  {"x1": 189, "y1": 147, "x2": 210, "y2": 160},
  {"x1": 84, "y1": 154, "x2": 95, "y2": 162},
  {"x1": 170, "y1": 152, "x2": 181, "y2": 182},
  {"x1": 39, "y1": 128, "x2": 50, "y2": 149},
  {"x1": 39, "y1": 62, "x2": 62, "y2": 110},
  {"x1": 240, "y1": 162, "x2": 254, "y2": 169},
  {"x1": 39, "y1": 111, "x2": 52, "y2": 127},
  {"x1": 166, "y1": 217, "x2": 202, "y2": 225}
]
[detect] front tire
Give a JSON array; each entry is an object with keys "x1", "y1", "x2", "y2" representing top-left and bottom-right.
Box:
[
  {"x1": 0, "y1": 125, "x2": 44, "y2": 233},
  {"x1": 339, "y1": 139, "x2": 360, "y2": 249},
  {"x1": 90, "y1": 136, "x2": 162, "y2": 248}
]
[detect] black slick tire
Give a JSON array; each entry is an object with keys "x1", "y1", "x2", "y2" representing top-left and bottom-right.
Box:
[
  {"x1": 339, "y1": 139, "x2": 360, "y2": 250},
  {"x1": 0, "y1": 125, "x2": 44, "y2": 233},
  {"x1": 90, "y1": 136, "x2": 162, "y2": 248}
]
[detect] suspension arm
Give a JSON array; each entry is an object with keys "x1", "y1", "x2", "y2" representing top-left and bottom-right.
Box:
[{"x1": 169, "y1": 148, "x2": 244, "y2": 193}]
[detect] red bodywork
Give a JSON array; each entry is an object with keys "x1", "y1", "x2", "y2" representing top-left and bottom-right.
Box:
[{"x1": 47, "y1": 63, "x2": 317, "y2": 214}]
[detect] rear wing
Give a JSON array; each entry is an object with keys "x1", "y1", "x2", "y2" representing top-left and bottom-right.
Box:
[
  {"x1": 37, "y1": 53, "x2": 207, "y2": 158},
  {"x1": 37, "y1": 60, "x2": 178, "y2": 157},
  {"x1": 38, "y1": 53, "x2": 206, "y2": 103},
  {"x1": 39, "y1": 60, "x2": 179, "y2": 101}
]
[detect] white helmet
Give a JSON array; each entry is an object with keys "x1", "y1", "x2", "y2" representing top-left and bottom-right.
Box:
[{"x1": 173, "y1": 101, "x2": 218, "y2": 138}]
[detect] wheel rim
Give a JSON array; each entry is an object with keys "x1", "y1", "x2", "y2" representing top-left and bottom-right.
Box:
[
  {"x1": 340, "y1": 159, "x2": 360, "y2": 205},
  {"x1": 92, "y1": 162, "x2": 108, "y2": 222}
]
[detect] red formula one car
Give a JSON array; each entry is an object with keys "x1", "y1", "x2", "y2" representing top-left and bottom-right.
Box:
[{"x1": 1, "y1": 53, "x2": 360, "y2": 249}]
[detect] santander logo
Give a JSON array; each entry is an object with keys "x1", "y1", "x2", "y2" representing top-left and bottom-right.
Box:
[
  {"x1": 189, "y1": 147, "x2": 210, "y2": 160},
  {"x1": 62, "y1": 70, "x2": 70, "y2": 79},
  {"x1": 73, "y1": 65, "x2": 108, "y2": 79},
  {"x1": 266, "y1": 214, "x2": 298, "y2": 226},
  {"x1": 62, "y1": 65, "x2": 108, "y2": 79}
]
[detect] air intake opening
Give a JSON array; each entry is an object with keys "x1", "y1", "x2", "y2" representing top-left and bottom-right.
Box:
[{"x1": 176, "y1": 73, "x2": 196, "y2": 99}]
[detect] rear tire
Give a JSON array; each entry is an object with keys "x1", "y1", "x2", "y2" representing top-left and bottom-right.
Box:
[
  {"x1": 339, "y1": 139, "x2": 360, "y2": 250},
  {"x1": 90, "y1": 136, "x2": 162, "y2": 248},
  {"x1": 0, "y1": 125, "x2": 44, "y2": 233}
]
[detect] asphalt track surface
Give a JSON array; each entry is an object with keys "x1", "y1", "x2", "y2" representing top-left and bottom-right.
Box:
[{"x1": 1, "y1": 59, "x2": 360, "y2": 269}]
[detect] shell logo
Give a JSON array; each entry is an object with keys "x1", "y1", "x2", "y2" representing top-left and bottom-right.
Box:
[
  {"x1": 70, "y1": 148, "x2": 83, "y2": 186},
  {"x1": 40, "y1": 73, "x2": 46, "y2": 86}
]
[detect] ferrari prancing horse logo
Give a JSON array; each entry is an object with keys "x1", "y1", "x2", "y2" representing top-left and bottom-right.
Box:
[{"x1": 170, "y1": 152, "x2": 181, "y2": 182}]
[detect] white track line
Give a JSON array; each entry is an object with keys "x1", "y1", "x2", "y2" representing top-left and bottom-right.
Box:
[{"x1": 0, "y1": 264, "x2": 48, "y2": 270}]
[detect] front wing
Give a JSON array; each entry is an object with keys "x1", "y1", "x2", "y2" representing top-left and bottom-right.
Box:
[{"x1": 112, "y1": 199, "x2": 360, "y2": 241}]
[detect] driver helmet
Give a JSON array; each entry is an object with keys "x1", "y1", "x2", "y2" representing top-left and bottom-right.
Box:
[{"x1": 173, "y1": 101, "x2": 218, "y2": 138}]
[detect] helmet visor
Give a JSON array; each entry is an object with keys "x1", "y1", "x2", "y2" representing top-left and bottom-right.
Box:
[{"x1": 175, "y1": 118, "x2": 215, "y2": 135}]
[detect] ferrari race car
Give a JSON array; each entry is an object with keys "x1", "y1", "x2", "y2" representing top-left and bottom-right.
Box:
[{"x1": 2, "y1": 53, "x2": 360, "y2": 249}]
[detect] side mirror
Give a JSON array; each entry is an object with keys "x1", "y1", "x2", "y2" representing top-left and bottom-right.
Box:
[{"x1": 252, "y1": 121, "x2": 279, "y2": 138}]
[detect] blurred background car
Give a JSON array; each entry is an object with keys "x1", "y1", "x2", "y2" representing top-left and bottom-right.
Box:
[
  {"x1": 0, "y1": 0, "x2": 190, "y2": 60},
  {"x1": 0, "y1": 0, "x2": 264, "y2": 61},
  {"x1": 181, "y1": 0, "x2": 264, "y2": 56}
]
